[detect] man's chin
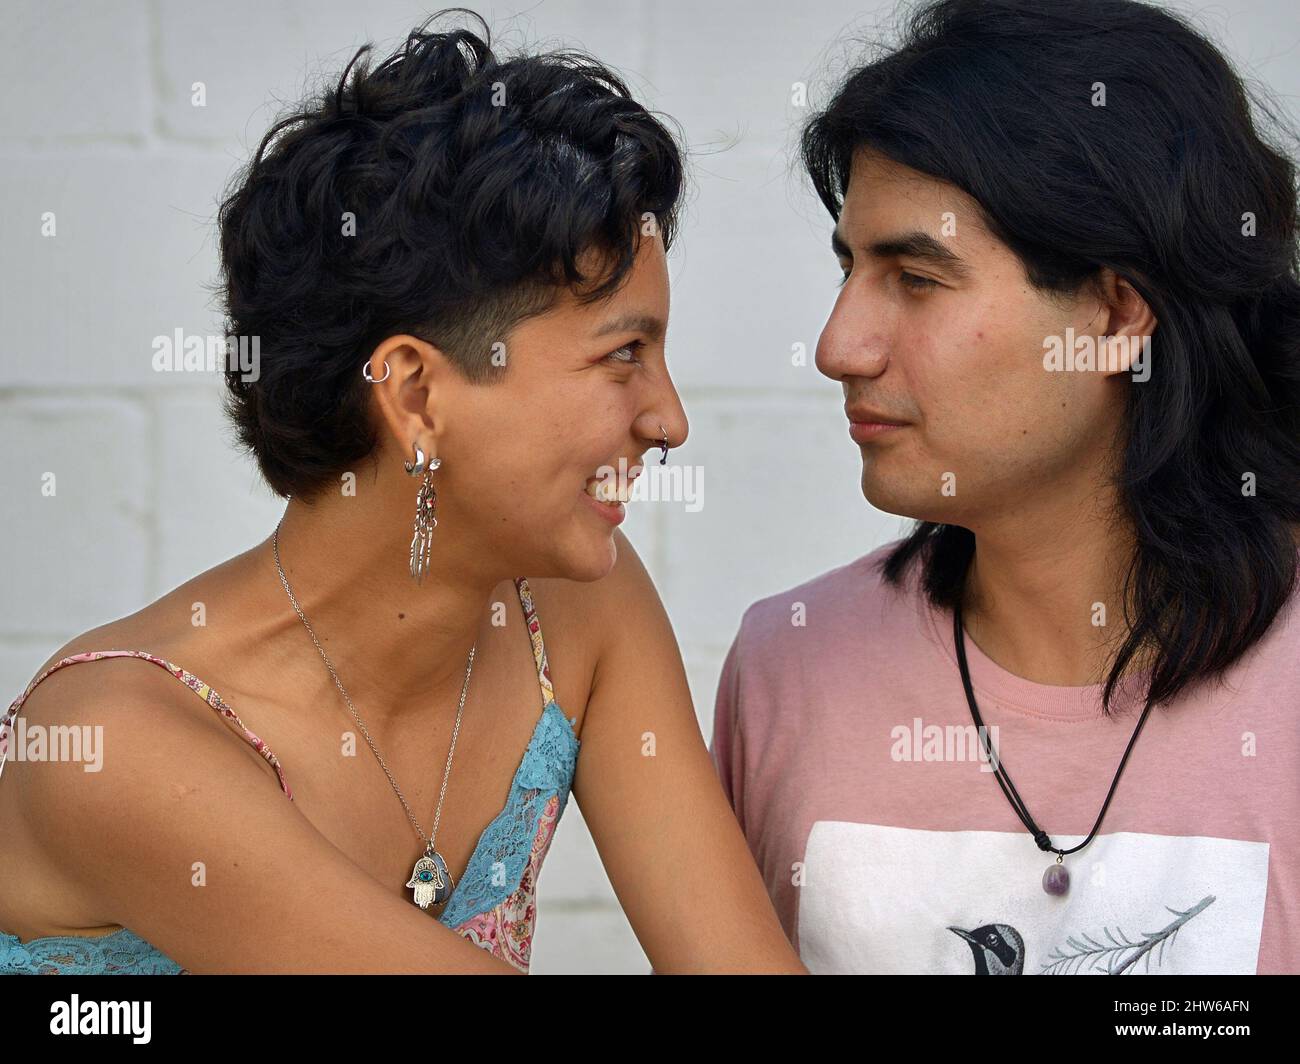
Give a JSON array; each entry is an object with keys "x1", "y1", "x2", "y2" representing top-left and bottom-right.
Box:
[{"x1": 860, "y1": 475, "x2": 936, "y2": 522}]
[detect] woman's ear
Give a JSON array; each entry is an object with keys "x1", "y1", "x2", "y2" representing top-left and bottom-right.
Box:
[{"x1": 364, "y1": 334, "x2": 453, "y2": 466}]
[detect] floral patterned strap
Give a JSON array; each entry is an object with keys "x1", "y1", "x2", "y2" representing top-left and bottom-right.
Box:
[
  {"x1": 2, "y1": 650, "x2": 292, "y2": 800},
  {"x1": 514, "y1": 578, "x2": 556, "y2": 707}
]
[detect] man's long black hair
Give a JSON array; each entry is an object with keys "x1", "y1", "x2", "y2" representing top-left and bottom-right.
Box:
[{"x1": 802, "y1": 0, "x2": 1300, "y2": 713}]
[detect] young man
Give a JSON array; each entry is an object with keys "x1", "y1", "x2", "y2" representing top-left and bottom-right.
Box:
[{"x1": 712, "y1": 0, "x2": 1300, "y2": 975}]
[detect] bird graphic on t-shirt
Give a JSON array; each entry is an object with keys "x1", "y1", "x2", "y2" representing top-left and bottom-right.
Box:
[{"x1": 948, "y1": 923, "x2": 1025, "y2": 975}]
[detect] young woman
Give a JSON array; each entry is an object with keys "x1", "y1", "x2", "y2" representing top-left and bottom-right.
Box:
[{"x1": 0, "y1": 15, "x2": 805, "y2": 975}]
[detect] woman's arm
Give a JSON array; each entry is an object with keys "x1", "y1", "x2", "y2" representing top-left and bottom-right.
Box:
[
  {"x1": 12, "y1": 664, "x2": 522, "y2": 974},
  {"x1": 569, "y1": 531, "x2": 807, "y2": 974}
]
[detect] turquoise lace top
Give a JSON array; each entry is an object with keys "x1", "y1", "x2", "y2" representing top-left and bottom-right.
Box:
[{"x1": 0, "y1": 577, "x2": 578, "y2": 974}]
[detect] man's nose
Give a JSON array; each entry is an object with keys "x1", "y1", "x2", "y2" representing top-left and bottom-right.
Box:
[{"x1": 815, "y1": 289, "x2": 891, "y2": 381}]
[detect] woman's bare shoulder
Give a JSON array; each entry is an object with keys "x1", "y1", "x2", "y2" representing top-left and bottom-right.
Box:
[
  {"x1": 20, "y1": 543, "x2": 268, "y2": 683},
  {"x1": 0, "y1": 623, "x2": 276, "y2": 936},
  {"x1": 7, "y1": 546, "x2": 275, "y2": 799}
]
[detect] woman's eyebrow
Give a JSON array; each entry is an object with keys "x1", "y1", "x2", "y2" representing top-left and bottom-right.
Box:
[
  {"x1": 832, "y1": 227, "x2": 971, "y2": 279},
  {"x1": 591, "y1": 312, "x2": 666, "y2": 341}
]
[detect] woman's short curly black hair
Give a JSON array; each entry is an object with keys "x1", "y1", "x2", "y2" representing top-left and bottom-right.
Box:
[{"x1": 216, "y1": 9, "x2": 685, "y2": 499}]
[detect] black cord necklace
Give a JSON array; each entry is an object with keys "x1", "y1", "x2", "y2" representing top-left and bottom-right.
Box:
[{"x1": 952, "y1": 600, "x2": 1155, "y2": 896}]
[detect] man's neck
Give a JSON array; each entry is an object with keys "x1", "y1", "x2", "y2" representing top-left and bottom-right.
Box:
[{"x1": 960, "y1": 490, "x2": 1136, "y2": 688}]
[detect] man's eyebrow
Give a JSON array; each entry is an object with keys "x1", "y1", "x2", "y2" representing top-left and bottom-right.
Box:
[
  {"x1": 591, "y1": 312, "x2": 666, "y2": 341},
  {"x1": 832, "y1": 228, "x2": 970, "y2": 278}
]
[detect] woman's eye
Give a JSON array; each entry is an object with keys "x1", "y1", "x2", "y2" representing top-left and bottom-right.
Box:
[
  {"x1": 604, "y1": 341, "x2": 643, "y2": 365},
  {"x1": 899, "y1": 270, "x2": 939, "y2": 292}
]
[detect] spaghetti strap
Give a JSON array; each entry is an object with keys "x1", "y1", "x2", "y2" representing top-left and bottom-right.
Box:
[
  {"x1": 513, "y1": 578, "x2": 556, "y2": 708},
  {"x1": 1, "y1": 651, "x2": 292, "y2": 799}
]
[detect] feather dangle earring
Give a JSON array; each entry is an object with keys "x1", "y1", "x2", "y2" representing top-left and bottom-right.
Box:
[{"x1": 404, "y1": 442, "x2": 441, "y2": 583}]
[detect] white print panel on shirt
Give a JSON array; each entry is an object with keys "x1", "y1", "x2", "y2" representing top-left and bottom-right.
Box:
[{"x1": 798, "y1": 823, "x2": 1269, "y2": 975}]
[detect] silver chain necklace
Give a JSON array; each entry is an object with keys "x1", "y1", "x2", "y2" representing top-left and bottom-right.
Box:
[{"x1": 272, "y1": 521, "x2": 475, "y2": 912}]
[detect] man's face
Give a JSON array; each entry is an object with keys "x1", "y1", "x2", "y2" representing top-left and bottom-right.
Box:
[{"x1": 816, "y1": 148, "x2": 1125, "y2": 528}]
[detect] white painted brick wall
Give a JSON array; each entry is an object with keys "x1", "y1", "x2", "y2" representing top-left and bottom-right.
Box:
[{"x1": 1, "y1": 0, "x2": 1295, "y2": 974}]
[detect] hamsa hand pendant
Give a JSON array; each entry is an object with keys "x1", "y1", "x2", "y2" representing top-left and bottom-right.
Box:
[{"x1": 406, "y1": 849, "x2": 453, "y2": 910}]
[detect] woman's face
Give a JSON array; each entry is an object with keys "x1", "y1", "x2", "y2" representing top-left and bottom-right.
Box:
[{"x1": 434, "y1": 231, "x2": 686, "y2": 582}]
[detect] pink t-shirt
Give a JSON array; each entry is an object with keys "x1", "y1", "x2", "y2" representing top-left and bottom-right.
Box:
[{"x1": 710, "y1": 543, "x2": 1300, "y2": 974}]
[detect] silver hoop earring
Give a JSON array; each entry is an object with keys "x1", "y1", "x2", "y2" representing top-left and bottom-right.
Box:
[{"x1": 363, "y1": 359, "x2": 391, "y2": 383}]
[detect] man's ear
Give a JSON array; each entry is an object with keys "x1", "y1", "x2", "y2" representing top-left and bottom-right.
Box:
[
  {"x1": 364, "y1": 334, "x2": 453, "y2": 467},
  {"x1": 1093, "y1": 268, "x2": 1158, "y2": 379}
]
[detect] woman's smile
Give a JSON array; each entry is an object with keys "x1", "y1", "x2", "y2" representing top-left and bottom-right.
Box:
[
  {"x1": 580, "y1": 486, "x2": 626, "y2": 525},
  {"x1": 580, "y1": 462, "x2": 643, "y2": 526}
]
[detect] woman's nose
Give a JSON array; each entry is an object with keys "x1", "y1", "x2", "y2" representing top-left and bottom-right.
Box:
[{"x1": 638, "y1": 394, "x2": 688, "y2": 459}]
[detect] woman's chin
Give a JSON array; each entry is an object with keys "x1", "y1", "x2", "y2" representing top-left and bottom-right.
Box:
[{"x1": 552, "y1": 522, "x2": 620, "y2": 582}]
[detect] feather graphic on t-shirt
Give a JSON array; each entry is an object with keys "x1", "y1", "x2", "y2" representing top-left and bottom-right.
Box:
[
  {"x1": 1039, "y1": 894, "x2": 1216, "y2": 975},
  {"x1": 949, "y1": 895, "x2": 1217, "y2": 975}
]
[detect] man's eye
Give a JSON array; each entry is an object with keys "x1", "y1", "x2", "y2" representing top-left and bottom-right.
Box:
[
  {"x1": 604, "y1": 341, "x2": 643, "y2": 365},
  {"x1": 899, "y1": 271, "x2": 939, "y2": 291}
]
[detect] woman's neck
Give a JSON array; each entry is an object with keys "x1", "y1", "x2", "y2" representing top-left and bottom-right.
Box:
[{"x1": 262, "y1": 492, "x2": 509, "y2": 717}]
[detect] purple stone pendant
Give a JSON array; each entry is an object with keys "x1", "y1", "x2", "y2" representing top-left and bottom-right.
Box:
[{"x1": 1042, "y1": 856, "x2": 1070, "y2": 896}]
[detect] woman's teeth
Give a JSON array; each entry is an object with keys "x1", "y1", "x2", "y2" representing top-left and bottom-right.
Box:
[
  {"x1": 586, "y1": 479, "x2": 632, "y2": 504},
  {"x1": 584, "y1": 466, "x2": 641, "y2": 505}
]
